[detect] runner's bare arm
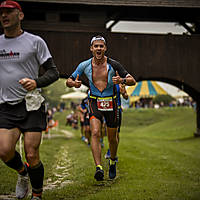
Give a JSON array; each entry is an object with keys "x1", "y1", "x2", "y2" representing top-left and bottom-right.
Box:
[{"x1": 120, "y1": 84, "x2": 129, "y2": 100}]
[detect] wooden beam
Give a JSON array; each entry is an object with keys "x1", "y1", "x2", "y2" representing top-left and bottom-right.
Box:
[{"x1": 19, "y1": 0, "x2": 200, "y2": 8}]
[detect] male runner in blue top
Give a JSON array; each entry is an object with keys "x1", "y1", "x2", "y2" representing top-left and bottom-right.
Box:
[{"x1": 66, "y1": 35, "x2": 136, "y2": 181}]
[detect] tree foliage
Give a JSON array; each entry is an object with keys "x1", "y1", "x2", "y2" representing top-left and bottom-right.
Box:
[
  {"x1": 153, "y1": 94, "x2": 175, "y2": 105},
  {"x1": 41, "y1": 78, "x2": 73, "y2": 108}
]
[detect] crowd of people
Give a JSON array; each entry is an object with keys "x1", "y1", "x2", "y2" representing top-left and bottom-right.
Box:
[{"x1": 0, "y1": 1, "x2": 136, "y2": 199}]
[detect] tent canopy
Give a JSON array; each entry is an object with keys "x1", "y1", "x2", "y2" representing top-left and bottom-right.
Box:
[
  {"x1": 61, "y1": 91, "x2": 87, "y2": 99},
  {"x1": 127, "y1": 80, "x2": 168, "y2": 97},
  {"x1": 127, "y1": 80, "x2": 168, "y2": 102}
]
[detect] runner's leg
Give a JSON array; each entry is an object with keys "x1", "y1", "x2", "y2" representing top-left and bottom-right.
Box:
[
  {"x1": 107, "y1": 127, "x2": 118, "y2": 160},
  {"x1": 24, "y1": 132, "x2": 43, "y2": 198},
  {"x1": 0, "y1": 128, "x2": 29, "y2": 198},
  {"x1": 0, "y1": 128, "x2": 21, "y2": 162},
  {"x1": 90, "y1": 118, "x2": 102, "y2": 165}
]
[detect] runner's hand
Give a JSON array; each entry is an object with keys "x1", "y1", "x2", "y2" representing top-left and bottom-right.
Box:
[
  {"x1": 120, "y1": 84, "x2": 126, "y2": 94},
  {"x1": 112, "y1": 71, "x2": 122, "y2": 84},
  {"x1": 19, "y1": 78, "x2": 37, "y2": 91},
  {"x1": 74, "y1": 74, "x2": 82, "y2": 88}
]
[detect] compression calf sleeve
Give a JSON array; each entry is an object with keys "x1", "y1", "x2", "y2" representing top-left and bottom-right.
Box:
[
  {"x1": 28, "y1": 161, "x2": 44, "y2": 194},
  {"x1": 4, "y1": 151, "x2": 25, "y2": 172}
]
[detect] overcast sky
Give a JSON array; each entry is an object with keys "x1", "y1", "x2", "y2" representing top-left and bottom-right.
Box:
[{"x1": 107, "y1": 21, "x2": 187, "y2": 34}]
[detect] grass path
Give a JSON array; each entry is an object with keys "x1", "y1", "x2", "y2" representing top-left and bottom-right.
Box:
[{"x1": 0, "y1": 107, "x2": 200, "y2": 200}]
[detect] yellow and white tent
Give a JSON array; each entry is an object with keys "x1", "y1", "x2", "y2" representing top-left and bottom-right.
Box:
[{"x1": 126, "y1": 80, "x2": 168, "y2": 103}]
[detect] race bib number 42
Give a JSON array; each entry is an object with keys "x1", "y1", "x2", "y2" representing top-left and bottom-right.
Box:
[{"x1": 97, "y1": 98, "x2": 113, "y2": 111}]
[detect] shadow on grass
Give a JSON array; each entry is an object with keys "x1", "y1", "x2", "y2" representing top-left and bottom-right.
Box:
[
  {"x1": 93, "y1": 182, "x2": 105, "y2": 187},
  {"x1": 93, "y1": 176, "x2": 119, "y2": 187}
]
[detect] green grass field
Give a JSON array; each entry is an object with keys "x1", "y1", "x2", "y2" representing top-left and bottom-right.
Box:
[{"x1": 0, "y1": 107, "x2": 200, "y2": 200}]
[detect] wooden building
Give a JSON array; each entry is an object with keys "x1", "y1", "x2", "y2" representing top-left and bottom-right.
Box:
[{"x1": 1, "y1": 0, "x2": 200, "y2": 135}]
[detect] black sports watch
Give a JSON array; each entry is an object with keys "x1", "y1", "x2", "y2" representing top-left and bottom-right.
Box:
[{"x1": 122, "y1": 78, "x2": 126, "y2": 84}]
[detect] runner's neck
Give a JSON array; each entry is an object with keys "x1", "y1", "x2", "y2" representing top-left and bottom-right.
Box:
[
  {"x1": 4, "y1": 28, "x2": 23, "y2": 38},
  {"x1": 93, "y1": 56, "x2": 106, "y2": 66}
]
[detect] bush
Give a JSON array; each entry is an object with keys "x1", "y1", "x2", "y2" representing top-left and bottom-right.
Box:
[
  {"x1": 41, "y1": 78, "x2": 73, "y2": 108},
  {"x1": 153, "y1": 94, "x2": 175, "y2": 106}
]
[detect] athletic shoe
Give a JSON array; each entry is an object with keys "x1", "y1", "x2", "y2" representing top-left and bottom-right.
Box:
[
  {"x1": 15, "y1": 173, "x2": 29, "y2": 199},
  {"x1": 104, "y1": 149, "x2": 110, "y2": 159},
  {"x1": 31, "y1": 196, "x2": 42, "y2": 200},
  {"x1": 115, "y1": 156, "x2": 118, "y2": 162},
  {"x1": 109, "y1": 159, "x2": 117, "y2": 179},
  {"x1": 84, "y1": 138, "x2": 88, "y2": 143},
  {"x1": 81, "y1": 136, "x2": 86, "y2": 141},
  {"x1": 94, "y1": 166, "x2": 104, "y2": 181}
]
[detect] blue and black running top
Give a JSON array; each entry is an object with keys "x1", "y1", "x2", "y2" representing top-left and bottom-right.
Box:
[
  {"x1": 115, "y1": 84, "x2": 122, "y2": 110},
  {"x1": 70, "y1": 57, "x2": 128, "y2": 97},
  {"x1": 81, "y1": 97, "x2": 89, "y2": 111}
]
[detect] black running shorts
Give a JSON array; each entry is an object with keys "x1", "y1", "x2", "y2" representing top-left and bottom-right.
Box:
[
  {"x1": 0, "y1": 100, "x2": 47, "y2": 133},
  {"x1": 88, "y1": 97, "x2": 118, "y2": 128},
  {"x1": 83, "y1": 113, "x2": 90, "y2": 126}
]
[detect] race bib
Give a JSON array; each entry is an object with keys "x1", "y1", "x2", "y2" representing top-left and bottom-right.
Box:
[{"x1": 97, "y1": 98, "x2": 113, "y2": 111}]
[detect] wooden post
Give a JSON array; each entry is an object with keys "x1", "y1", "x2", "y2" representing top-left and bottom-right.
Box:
[{"x1": 194, "y1": 99, "x2": 200, "y2": 137}]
